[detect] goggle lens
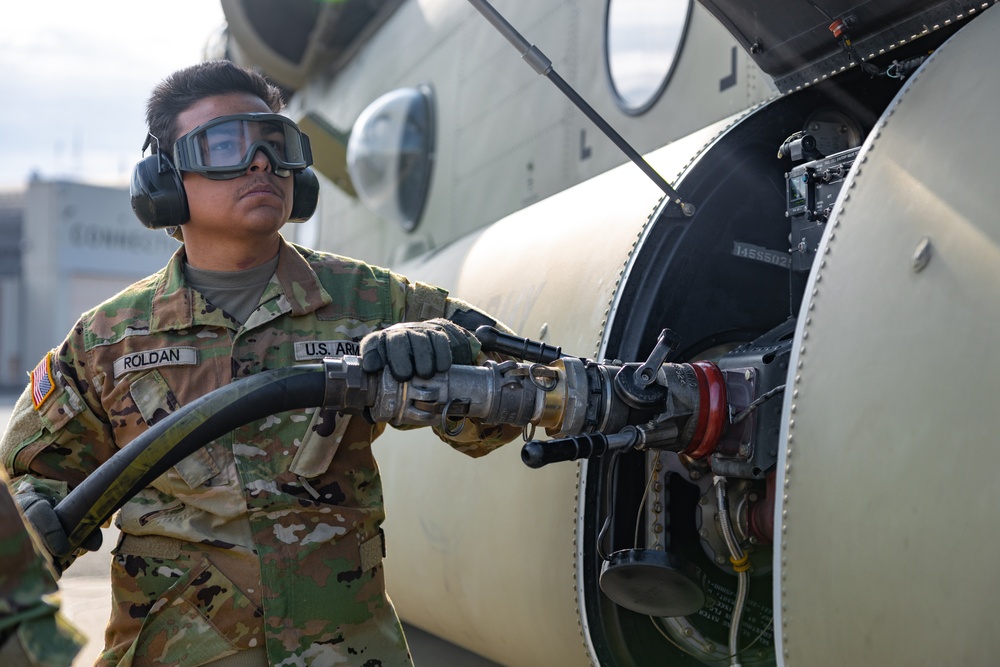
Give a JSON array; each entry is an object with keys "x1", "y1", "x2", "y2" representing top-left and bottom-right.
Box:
[{"x1": 173, "y1": 114, "x2": 312, "y2": 178}]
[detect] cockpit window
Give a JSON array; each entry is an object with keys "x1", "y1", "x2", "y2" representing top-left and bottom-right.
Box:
[
  {"x1": 605, "y1": 0, "x2": 692, "y2": 114},
  {"x1": 346, "y1": 86, "x2": 434, "y2": 232}
]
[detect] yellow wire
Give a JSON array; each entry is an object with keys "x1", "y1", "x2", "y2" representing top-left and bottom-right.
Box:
[{"x1": 730, "y1": 554, "x2": 751, "y2": 572}]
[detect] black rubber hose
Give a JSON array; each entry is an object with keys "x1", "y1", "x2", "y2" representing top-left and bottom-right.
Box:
[{"x1": 54, "y1": 364, "x2": 326, "y2": 555}]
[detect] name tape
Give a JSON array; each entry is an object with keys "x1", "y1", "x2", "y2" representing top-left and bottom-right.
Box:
[{"x1": 114, "y1": 347, "x2": 198, "y2": 378}]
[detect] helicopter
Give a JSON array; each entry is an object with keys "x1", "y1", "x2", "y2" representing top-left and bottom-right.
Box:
[{"x1": 177, "y1": 0, "x2": 1000, "y2": 665}]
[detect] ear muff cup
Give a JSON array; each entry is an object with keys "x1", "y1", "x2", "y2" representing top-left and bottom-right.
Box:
[
  {"x1": 131, "y1": 156, "x2": 319, "y2": 228},
  {"x1": 130, "y1": 154, "x2": 189, "y2": 229},
  {"x1": 289, "y1": 168, "x2": 320, "y2": 222}
]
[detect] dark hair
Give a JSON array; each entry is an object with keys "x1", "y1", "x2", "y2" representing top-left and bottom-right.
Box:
[{"x1": 145, "y1": 60, "x2": 285, "y2": 154}]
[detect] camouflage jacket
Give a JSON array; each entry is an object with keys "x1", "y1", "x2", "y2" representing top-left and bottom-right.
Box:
[
  {"x1": 0, "y1": 238, "x2": 515, "y2": 667},
  {"x1": 0, "y1": 469, "x2": 84, "y2": 667}
]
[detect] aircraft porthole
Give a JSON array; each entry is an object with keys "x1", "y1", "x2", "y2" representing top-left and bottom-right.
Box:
[
  {"x1": 346, "y1": 85, "x2": 435, "y2": 232},
  {"x1": 604, "y1": 0, "x2": 693, "y2": 115}
]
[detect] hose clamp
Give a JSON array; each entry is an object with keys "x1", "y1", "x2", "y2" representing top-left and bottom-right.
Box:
[{"x1": 322, "y1": 356, "x2": 369, "y2": 412}]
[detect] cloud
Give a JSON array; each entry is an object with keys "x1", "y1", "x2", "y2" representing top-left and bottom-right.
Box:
[{"x1": 0, "y1": 0, "x2": 225, "y2": 188}]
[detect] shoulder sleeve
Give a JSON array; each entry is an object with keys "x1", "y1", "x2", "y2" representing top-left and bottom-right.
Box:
[
  {"x1": 389, "y1": 271, "x2": 514, "y2": 334},
  {"x1": 401, "y1": 279, "x2": 448, "y2": 322},
  {"x1": 1, "y1": 322, "x2": 115, "y2": 490},
  {"x1": 384, "y1": 271, "x2": 444, "y2": 324}
]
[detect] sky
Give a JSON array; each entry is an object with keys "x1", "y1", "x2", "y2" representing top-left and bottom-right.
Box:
[{"x1": 0, "y1": 1, "x2": 227, "y2": 190}]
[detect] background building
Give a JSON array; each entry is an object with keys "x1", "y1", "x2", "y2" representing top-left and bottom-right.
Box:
[
  {"x1": 0, "y1": 191, "x2": 24, "y2": 388},
  {"x1": 0, "y1": 179, "x2": 178, "y2": 390}
]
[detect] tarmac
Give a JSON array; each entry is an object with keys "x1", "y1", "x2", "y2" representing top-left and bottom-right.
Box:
[{"x1": 0, "y1": 392, "x2": 500, "y2": 667}]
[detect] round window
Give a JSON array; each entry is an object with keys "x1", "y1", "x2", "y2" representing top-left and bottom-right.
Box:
[
  {"x1": 346, "y1": 86, "x2": 434, "y2": 232},
  {"x1": 605, "y1": 0, "x2": 692, "y2": 114}
]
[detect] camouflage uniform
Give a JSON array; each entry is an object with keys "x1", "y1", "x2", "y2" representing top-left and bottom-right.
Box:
[
  {"x1": 0, "y1": 238, "x2": 514, "y2": 667},
  {"x1": 0, "y1": 467, "x2": 85, "y2": 667}
]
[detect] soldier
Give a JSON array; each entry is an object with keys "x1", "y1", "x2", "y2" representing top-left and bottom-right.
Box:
[
  {"x1": 0, "y1": 467, "x2": 84, "y2": 667},
  {"x1": 0, "y1": 60, "x2": 517, "y2": 667}
]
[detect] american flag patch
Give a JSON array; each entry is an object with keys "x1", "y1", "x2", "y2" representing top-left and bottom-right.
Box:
[{"x1": 30, "y1": 352, "x2": 55, "y2": 409}]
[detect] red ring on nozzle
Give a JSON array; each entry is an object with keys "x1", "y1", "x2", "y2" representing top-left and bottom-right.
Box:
[
  {"x1": 829, "y1": 19, "x2": 848, "y2": 38},
  {"x1": 684, "y1": 361, "x2": 727, "y2": 459}
]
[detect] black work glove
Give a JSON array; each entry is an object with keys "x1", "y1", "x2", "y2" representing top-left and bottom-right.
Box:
[
  {"x1": 361, "y1": 318, "x2": 480, "y2": 381},
  {"x1": 15, "y1": 488, "x2": 102, "y2": 564}
]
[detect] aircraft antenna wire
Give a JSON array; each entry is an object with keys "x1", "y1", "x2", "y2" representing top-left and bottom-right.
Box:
[{"x1": 466, "y1": 0, "x2": 693, "y2": 213}]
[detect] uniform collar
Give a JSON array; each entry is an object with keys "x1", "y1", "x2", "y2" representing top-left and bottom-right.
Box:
[
  {"x1": 149, "y1": 237, "x2": 333, "y2": 332},
  {"x1": 269, "y1": 237, "x2": 334, "y2": 315}
]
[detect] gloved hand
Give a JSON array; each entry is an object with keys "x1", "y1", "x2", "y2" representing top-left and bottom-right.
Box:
[
  {"x1": 14, "y1": 488, "x2": 102, "y2": 563},
  {"x1": 361, "y1": 318, "x2": 480, "y2": 381}
]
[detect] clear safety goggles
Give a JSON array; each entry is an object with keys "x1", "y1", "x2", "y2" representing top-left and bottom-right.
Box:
[{"x1": 172, "y1": 113, "x2": 313, "y2": 179}]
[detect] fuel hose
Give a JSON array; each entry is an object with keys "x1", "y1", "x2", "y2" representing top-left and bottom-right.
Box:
[{"x1": 53, "y1": 365, "x2": 327, "y2": 556}]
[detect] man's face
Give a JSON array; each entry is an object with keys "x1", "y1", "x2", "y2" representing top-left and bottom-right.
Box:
[{"x1": 175, "y1": 93, "x2": 295, "y2": 245}]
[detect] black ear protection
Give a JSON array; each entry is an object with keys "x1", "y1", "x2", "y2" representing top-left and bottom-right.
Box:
[
  {"x1": 130, "y1": 142, "x2": 321, "y2": 229},
  {"x1": 288, "y1": 167, "x2": 320, "y2": 222},
  {"x1": 130, "y1": 152, "x2": 189, "y2": 230}
]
